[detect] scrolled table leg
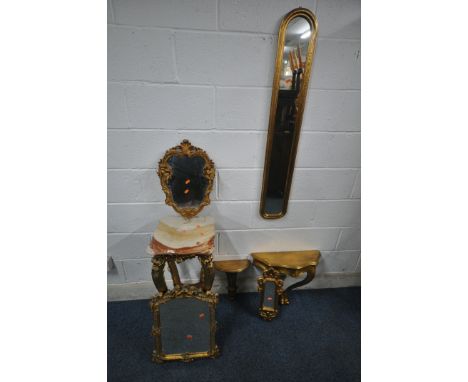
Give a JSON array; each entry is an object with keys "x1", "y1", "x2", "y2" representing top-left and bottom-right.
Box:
[
  {"x1": 199, "y1": 256, "x2": 214, "y2": 291},
  {"x1": 151, "y1": 256, "x2": 167, "y2": 294},
  {"x1": 284, "y1": 266, "x2": 316, "y2": 296},
  {"x1": 278, "y1": 273, "x2": 289, "y2": 305}
]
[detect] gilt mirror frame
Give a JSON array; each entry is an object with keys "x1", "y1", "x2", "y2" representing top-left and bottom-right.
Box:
[
  {"x1": 260, "y1": 8, "x2": 318, "y2": 219},
  {"x1": 151, "y1": 289, "x2": 219, "y2": 363},
  {"x1": 158, "y1": 139, "x2": 215, "y2": 219},
  {"x1": 257, "y1": 268, "x2": 284, "y2": 321}
]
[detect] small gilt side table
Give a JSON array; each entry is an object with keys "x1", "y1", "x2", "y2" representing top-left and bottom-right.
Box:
[
  {"x1": 213, "y1": 259, "x2": 250, "y2": 300},
  {"x1": 251, "y1": 250, "x2": 320, "y2": 320}
]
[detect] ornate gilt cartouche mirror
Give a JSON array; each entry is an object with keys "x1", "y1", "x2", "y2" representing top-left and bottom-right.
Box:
[
  {"x1": 158, "y1": 139, "x2": 215, "y2": 219},
  {"x1": 260, "y1": 8, "x2": 318, "y2": 219}
]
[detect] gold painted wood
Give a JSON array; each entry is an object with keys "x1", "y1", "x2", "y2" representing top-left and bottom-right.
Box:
[
  {"x1": 257, "y1": 268, "x2": 284, "y2": 320},
  {"x1": 213, "y1": 259, "x2": 250, "y2": 273},
  {"x1": 150, "y1": 287, "x2": 219, "y2": 363},
  {"x1": 158, "y1": 139, "x2": 215, "y2": 219},
  {"x1": 150, "y1": 253, "x2": 215, "y2": 292},
  {"x1": 260, "y1": 8, "x2": 318, "y2": 219},
  {"x1": 252, "y1": 250, "x2": 320, "y2": 319},
  {"x1": 151, "y1": 141, "x2": 218, "y2": 362},
  {"x1": 251, "y1": 250, "x2": 320, "y2": 270},
  {"x1": 214, "y1": 259, "x2": 251, "y2": 299}
]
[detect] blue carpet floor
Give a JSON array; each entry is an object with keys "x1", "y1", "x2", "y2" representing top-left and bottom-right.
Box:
[{"x1": 108, "y1": 287, "x2": 360, "y2": 382}]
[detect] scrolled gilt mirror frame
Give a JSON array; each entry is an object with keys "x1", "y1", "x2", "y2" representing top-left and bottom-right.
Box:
[
  {"x1": 260, "y1": 8, "x2": 318, "y2": 219},
  {"x1": 158, "y1": 139, "x2": 215, "y2": 219}
]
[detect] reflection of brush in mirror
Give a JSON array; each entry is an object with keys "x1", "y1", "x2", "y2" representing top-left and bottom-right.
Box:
[{"x1": 297, "y1": 45, "x2": 303, "y2": 67}]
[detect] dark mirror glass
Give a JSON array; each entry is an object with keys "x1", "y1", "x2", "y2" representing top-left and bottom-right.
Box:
[
  {"x1": 160, "y1": 298, "x2": 211, "y2": 355},
  {"x1": 168, "y1": 155, "x2": 208, "y2": 209},
  {"x1": 262, "y1": 281, "x2": 277, "y2": 310},
  {"x1": 262, "y1": 14, "x2": 315, "y2": 217}
]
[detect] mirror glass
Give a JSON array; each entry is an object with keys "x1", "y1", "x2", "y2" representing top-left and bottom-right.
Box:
[
  {"x1": 280, "y1": 17, "x2": 311, "y2": 90},
  {"x1": 261, "y1": 11, "x2": 316, "y2": 218},
  {"x1": 160, "y1": 298, "x2": 211, "y2": 355},
  {"x1": 168, "y1": 155, "x2": 208, "y2": 209},
  {"x1": 262, "y1": 281, "x2": 277, "y2": 310}
]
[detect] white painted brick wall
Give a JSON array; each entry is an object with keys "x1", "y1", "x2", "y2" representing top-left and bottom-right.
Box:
[
  {"x1": 337, "y1": 228, "x2": 361, "y2": 250},
  {"x1": 303, "y1": 90, "x2": 361, "y2": 131},
  {"x1": 108, "y1": 26, "x2": 176, "y2": 82},
  {"x1": 174, "y1": 31, "x2": 275, "y2": 86},
  {"x1": 219, "y1": 0, "x2": 317, "y2": 34},
  {"x1": 311, "y1": 39, "x2": 360, "y2": 89},
  {"x1": 113, "y1": 0, "x2": 218, "y2": 30},
  {"x1": 316, "y1": 0, "x2": 361, "y2": 39},
  {"x1": 126, "y1": 85, "x2": 214, "y2": 129},
  {"x1": 218, "y1": 168, "x2": 357, "y2": 200},
  {"x1": 108, "y1": 0, "x2": 361, "y2": 293},
  {"x1": 215, "y1": 87, "x2": 271, "y2": 130}
]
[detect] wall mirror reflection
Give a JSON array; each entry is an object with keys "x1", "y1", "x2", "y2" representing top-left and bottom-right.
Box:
[{"x1": 260, "y1": 8, "x2": 318, "y2": 219}]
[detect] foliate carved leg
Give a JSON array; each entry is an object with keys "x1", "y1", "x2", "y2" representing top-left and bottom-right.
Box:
[
  {"x1": 151, "y1": 257, "x2": 167, "y2": 294},
  {"x1": 226, "y1": 272, "x2": 238, "y2": 300},
  {"x1": 278, "y1": 274, "x2": 289, "y2": 305},
  {"x1": 199, "y1": 256, "x2": 214, "y2": 291},
  {"x1": 280, "y1": 291, "x2": 290, "y2": 305}
]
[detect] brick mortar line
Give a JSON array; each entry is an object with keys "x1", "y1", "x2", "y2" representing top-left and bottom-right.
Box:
[
  {"x1": 113, "y1": 253, "x2": 361, "y2": 262},
  {"x1": 108, "y1": 23, "x2": 274, "y2": 37},
  {"x1": 216, "y1": 0, "x2": 220, "y2": 31},
  {"x1": 107, "y1": 23, "x2": 360, "y2": 43},
  {"x1": 107, "y1": 128, "x2": 361, "y2": 134},
  {"x1": 170, "y1": 31, "x2": 180, "y2": 83},
  {"x1": 109, "y1": 81, "x2": 214, "y2": 88},
  {"x1": 107, "y1": 128, "x2": 361, "y2": 133},
  {"x1": 107, "y1": 167, "x2": 361, "y2": 170},
  {"x1": 108, "y1": 200, "x2": 361, "y2": 204},
  {"x1": 107, "y1": 199, "x2": 361, "y2": 205},
  {"x1": 349, "y1": 170, "x2": 360, "y2": 198},
  {"x1": 108, "y1": 80, "x2": 360, "y2": 91},
  {"x1": 121, "y1": 87, "x2": 131, "y2": 129},
  {"x1": 107, "y1": 227, "x2": 357, "y2": 235},
  {"x1": 212, "y1": 85, "x2": 217, "y2": 136}
]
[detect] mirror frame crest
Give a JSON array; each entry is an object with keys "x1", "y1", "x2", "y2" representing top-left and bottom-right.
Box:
[
  {"x1": 260, "y1": 7, "x2": 318, "y2": 219},
  {"x1": 158, "y1": 139, "x2": 215, "y2": 219}
]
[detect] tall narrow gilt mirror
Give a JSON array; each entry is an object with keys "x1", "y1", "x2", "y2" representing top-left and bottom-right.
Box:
[{"x1": 260, "y1": 8, "x2": 318, "y2": 219}]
